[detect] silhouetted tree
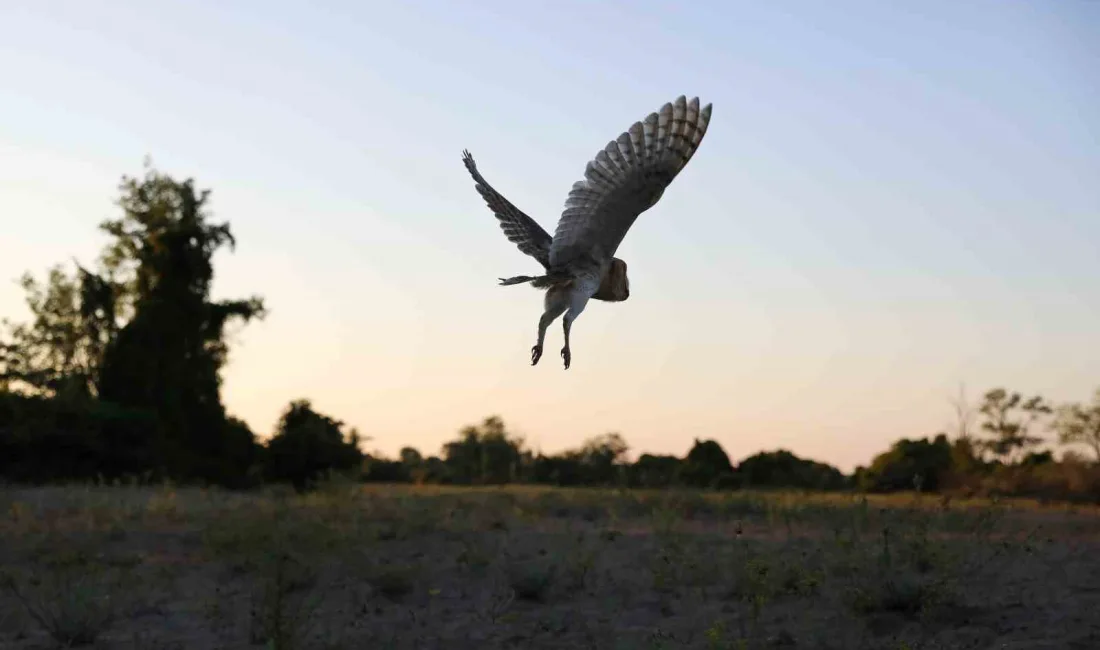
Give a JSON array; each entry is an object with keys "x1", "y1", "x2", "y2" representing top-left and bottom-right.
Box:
[
  {"x1": 0, "y1": 263, "x2": 120, "y2": 399},
  {"x1": 400, "y1": 446, "x2": 423, "y2": 467},
  {"x1": 393, "y1": 446, "x2": 449, "y2": 484},
  {"x1": 680, "y1": 438, "x2": 734, "y2": 488},
  {"x1": 0, "y1": 391, "x2": 162, "y2": 483},
  {"x1": 977, "y1": 388, "x2": 1051, "y2": 465},
  {"x1": 415, "y1": 455, "x2": 449, "y2": 484},
  {"x1": 95, "y1": 163, "x2": 266, "y2": 483},
  {"x1": 737, "y1": 449, "x2": 847, "y2": 491},
  {"x1": 442, "y1": 416, "x2": 526, "y2": 484},
  {"x1": 949, "y1": 434, "x2": 984, "y2": 477},
  {"x1": 361, "y1": 454, "x2": 409, "y2": 483},
  {"x1": 1054, "y1": 389, "x2": 1100, "y2": 462},
  {"x1": 264, "y1": 399, "x2": 364, "y2": 492},
  {"x1": 1, "y1": 161, "x2": 265, "y2": 485},
  {"x1": 1019, "y1": 450, "x2": 1054, "y2": 467},
  {"x1": 576, "y1": 432, "x2": 629, "y2": 485},
  {"x1": 531, "y1": 451, "x2": 584, "y2": 486},
  {"x1": 859, "y1": 434, "x2": 955, "y2": 492},
  {"x1": 629, "y1": 454, "x2": 682, "y2": 488}
]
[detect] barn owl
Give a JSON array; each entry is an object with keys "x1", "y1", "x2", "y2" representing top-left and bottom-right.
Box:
[{"x1": 462, "y1": 95, "x2": 713, "y2": 369}]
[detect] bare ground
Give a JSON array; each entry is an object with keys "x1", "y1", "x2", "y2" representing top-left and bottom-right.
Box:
[{"x1": 1, "y1": 484, "x2": 1098, "y2": 649}]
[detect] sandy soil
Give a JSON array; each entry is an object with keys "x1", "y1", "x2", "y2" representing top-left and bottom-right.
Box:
[{"x1": 1, "y1": 485, "x2": 1098, "y2": 649}]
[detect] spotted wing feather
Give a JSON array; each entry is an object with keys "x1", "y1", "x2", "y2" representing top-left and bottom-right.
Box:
[{"x1": 549, "y1": 96, "x2": 712, "y2": 269}]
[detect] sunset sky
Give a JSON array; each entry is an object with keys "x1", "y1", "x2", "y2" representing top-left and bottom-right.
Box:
[{"x1": 2, "y1": 1, "x2": 1097, "y2": 472}]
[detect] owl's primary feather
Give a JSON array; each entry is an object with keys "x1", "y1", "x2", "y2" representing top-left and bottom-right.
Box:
[
  {"x1": 549, "y1": 96, "x2": 712, "y2": 270},
  {"x1": 462, "y1": 95, "x2": 713, "y2": 369},
  {"x1": 462, "y1": 149, "x2": 552, "y2": 269}
]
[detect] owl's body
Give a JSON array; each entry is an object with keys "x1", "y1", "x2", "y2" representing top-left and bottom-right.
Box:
[{"x1": 463, "y1": 95, "x2": 713, "y2": 368}]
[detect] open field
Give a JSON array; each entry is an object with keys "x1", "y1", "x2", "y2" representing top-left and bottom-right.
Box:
[{"x1": 1, "y1": 484, "x2": 1099, "y2": 649}]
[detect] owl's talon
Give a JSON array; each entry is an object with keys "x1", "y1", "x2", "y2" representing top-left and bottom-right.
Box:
[
  {"x1": 531, "y1": 345, "x2": 542, "y2": 365},
  {"x1": 561, "y1": 347, "x2": 571, "y2": 369}
]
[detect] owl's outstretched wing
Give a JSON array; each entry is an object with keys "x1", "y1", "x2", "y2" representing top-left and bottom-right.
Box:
[
  {"x1": 462, "y1": 149, "x2": 552, "y2": 269},
  {"x1": 548, "y1": 96, "x2": 712, "y2": 269}
]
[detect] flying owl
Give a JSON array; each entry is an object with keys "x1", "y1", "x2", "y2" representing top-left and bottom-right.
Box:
[{"x1": 462, "y1": 95, "x2": 713, "y2": 369}]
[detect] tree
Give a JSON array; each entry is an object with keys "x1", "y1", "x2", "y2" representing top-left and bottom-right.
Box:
[
  {"x1": 576, "y1": 432, "x2": 629, "y2": 485},
  {"x1": 977, "y1": 388, "x2": 1051, "y2": 464},
  {"x1": 0, "y1": 390, "x2": 163, "y2": 483},
  {"x1": 629, "y1": 454, "x2": 681, "y2": 488},
  {"x1": 947, "y1": 382, "x2": 978, "y2": 442},
  {"x1": 1054, "y1": 389, "x2": 1100, "y2": 462},
  {"x1": 442, "y1": 416, "x2": 526, "y2": 484},
  {"x1": 95, "y1": 163, "x2": 266, "y2": 483},
  {"x1": 736, "y1": 449, "x2": 848, "y2": 491},
  {"x1": 1, "y1": 160, "x2": 265, "y2": 485},
  {"x1": 399, "y1": 446, "x2": 423, "y2": 467},
  {"x1": 264, "y1": 399, "x2": 364, "y2": 491},
  {"x1": 859, "y1": 434, "x2": 955, "y2": 492},
  {"x1": 680, "y1": 438, "x2": 734, "y2": 488},
  {"x1": 0, "y1": 263, "x2": 120, "y2": 399}
]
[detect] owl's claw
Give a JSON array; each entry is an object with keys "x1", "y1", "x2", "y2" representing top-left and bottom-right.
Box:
[
  {"x1": 561, "y1": 347, "x2": 571, "y2": 369},
  {"x1": 531, "y1": 345, "x2": 542, "y2": 365}
]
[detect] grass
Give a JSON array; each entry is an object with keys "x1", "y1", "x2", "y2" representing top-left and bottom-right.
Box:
[{"x1": 0, "y1": 483, "x2": 1098, "y2": 648}]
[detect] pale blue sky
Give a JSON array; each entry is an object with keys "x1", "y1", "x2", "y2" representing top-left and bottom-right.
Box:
[{"x1": 1, "y1": 1, "x2": 1097, "y2": 471}]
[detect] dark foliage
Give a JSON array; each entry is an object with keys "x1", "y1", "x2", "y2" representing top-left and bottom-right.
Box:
[
  {"x1": 679, "y1": 438, "x2": 735, "y2": 487},
  {"x1": 1, "y1": 162, "x2": 265, "y2": 486},
  {"x1": 264, "y1": 400, "x2": 364, "y2": 492},
  {"x1": 628, "y1": 454, "x2": 682, "y2": 488},
  {"x1": 96, "y1": 165, "x2": 265, "y2": 485},
  {"x1": 736, "y1": 449, "x2": 850, "y2": 491},
  {"x1": 977, "y1": 388, "x2": 1052, "y2": 464},
  {"x1": 858, "y1": 435, "x2": 955, "y2": 493},
  {"x1": 0, "y1": 392, "x2": 163, "y2": 484},
  {"x1": 441, "y1": 416, "x2": 526, "y2": 485}
]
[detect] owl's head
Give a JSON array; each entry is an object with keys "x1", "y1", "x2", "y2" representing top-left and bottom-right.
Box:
[
  {"x1": 609, "y1": 257, "x2": 630, "y2": 301},
  {"x1": 592, "y1": 257, "x2": 630, "y2": 302}
]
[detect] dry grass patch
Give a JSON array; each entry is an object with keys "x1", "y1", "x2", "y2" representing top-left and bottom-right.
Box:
[{"x1": 0, "y1": 483, "x2": 1097, "y2": 648}]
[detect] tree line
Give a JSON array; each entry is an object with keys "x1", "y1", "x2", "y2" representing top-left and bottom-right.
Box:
[{"x1": 1, "y1": 163, "x2": 1098, "y2": 501}]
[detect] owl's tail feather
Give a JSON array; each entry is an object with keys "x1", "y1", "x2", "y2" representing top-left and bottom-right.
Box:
[
  {"x1": 499, "y1": 275, "x2": 539, "y2": 286},
  {"x1": 499, "y1": 273, "x2": 571, "y2": 289}
]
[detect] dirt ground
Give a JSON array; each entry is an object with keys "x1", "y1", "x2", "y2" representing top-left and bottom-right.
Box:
[{"x1": 1, "y1": 484, "x2": 1098, "y2": 649}]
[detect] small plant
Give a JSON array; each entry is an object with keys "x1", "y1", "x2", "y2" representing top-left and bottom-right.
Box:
[
  {"x1": 566, "y1": 545, "x2": 598, "y2": 593},
  {"x1": 365, "y1": 561, "x2": 417, "y2": 601},
  {"x1": 248, "y1": 552, "x2": 322, "y2": 650},
  {"x1": 701, "y1": 620, "x2": 752, "y2": 650},
  {"x1": 843, "y1": 525, "x2": 956, "y2": 618},
  {"x1": 1, "y1": 564, "x2": 128, "y2": 647},
  {"x1": 455, "y1": 537, "x2": 494, "y2": 573},
  {"x1": 847, "y1": 570, "x2": 951, "y2": 616},
  {"x1": 480, "y1": 585, "x2": 516, "y2": 624},
  {"x1": 507, "y1": 557, "x2": 558, "y2": 602}
]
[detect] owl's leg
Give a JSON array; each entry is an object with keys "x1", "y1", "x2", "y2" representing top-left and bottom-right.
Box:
[
  {"x1": 561, "y1": 295, "x2": 591, "y2": 370},
  {"x1": 532, "y1": 288, "x2": 569, "y2": 366}
]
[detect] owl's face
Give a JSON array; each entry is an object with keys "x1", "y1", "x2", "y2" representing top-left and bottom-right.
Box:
[
  {"x1": 610, "y1": 258, "x2": 630, "y2": 301},
  {"x1": 591, "y1": 257, "x2": 630, "y2": 302}
]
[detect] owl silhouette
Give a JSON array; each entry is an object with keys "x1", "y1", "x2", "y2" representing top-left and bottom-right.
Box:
[{"x1": 463, "y1": 95, "x2": 713, "y2": 369}]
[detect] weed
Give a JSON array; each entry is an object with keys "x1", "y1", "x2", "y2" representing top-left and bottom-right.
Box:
[
  {"x1": 365, "y1": 561, "x2": 418, "y2": 601},
  {"x1": 1, "y1": 562, "x2": 131, "y2": 647},
  {"x1": 506, "y1": 556, "x2": 557, "y2": 602},
  {"x1": 248, "y1": 551, "x2": 323, "y2": 649}
]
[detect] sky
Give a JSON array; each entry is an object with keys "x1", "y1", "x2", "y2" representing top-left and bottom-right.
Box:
[{"x1": 1, "y1": 1, "x2": 1098, "y2": 472}]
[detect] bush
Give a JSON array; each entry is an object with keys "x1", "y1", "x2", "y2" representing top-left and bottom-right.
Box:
[
  {"x1": 263, "y1": 399, "x2": 364, "y2": 492},
  {"x1": 859, "y1": 435, "x2": 955, "y2": 493},
  {"x1": 679, "y1": 439, "x2": 734, "y2": 488},
  {"x1": 737, "y1": 449, "x2": 848, "y2": 491},
  {"x1": 0, "y1": 391, "x2": 164, "y2": 484},
  {"x1": 968, "y1": 461, "x2": 1100, "y2": 504}
]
